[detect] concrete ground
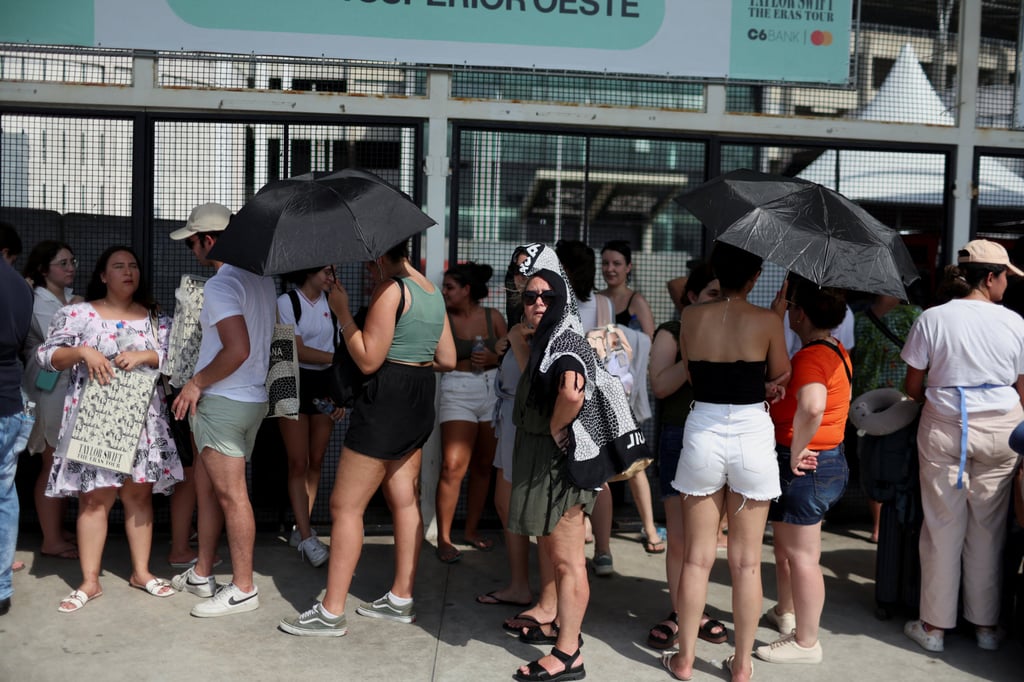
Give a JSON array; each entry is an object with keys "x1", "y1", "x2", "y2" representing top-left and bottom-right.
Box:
[{"x1": 1, "y1": 523, "x2": 1021, "y2": 682}]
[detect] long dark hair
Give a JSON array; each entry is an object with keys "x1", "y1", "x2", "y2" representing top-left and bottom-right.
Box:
[
  {"x1": 86, "y1": 245, "x2": 157, "y2": 311},
  {"x1": 935, "y1": 262, "x2": 1006, "y2": 303},
  {"x1": 446, "y1": 261, "x2": 493, "y2": 303},
  {"x1": 22, "y1": 240, "x2": 75, "y2": 289}
]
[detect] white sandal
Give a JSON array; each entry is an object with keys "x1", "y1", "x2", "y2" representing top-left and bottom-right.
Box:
[
  {"x1": 130, "y1": 577, "x2": 174, "y2": 598},
  {"x1": 57, "y1": 589, "x2": 102, "y2": 613}
]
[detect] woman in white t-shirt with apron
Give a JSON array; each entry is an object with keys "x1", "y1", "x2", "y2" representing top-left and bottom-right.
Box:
[
  {"x1": 901, "y1": 240, "x2": 1024, "y2": 654},
  {"x1": 277, "y1": 265, "x2": 345, "y2": 568}
]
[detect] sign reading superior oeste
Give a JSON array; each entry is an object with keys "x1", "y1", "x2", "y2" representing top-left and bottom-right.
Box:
[{"x1": 1, "y1": 0, "x2": 854, "y2": 84}]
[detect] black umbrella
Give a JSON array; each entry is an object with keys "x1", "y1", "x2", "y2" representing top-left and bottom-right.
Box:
[
  {"x1": 207, "y1": 169, "x2": 436, "y2": 276},
  {"x1": 676, "y1": 168, "x2": 920, "y2": 299}
]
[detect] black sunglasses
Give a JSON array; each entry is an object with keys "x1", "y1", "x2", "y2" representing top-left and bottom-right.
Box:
[{"x1": 522, "y1": 290, "x2": 557, "y2": 306}]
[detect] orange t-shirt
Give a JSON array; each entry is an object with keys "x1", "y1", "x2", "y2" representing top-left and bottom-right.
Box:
[{"x1": 771, "y1": 341, "x2": 852, "y2": 450}]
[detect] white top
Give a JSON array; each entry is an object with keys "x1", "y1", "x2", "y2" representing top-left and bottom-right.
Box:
[
  {"x1": 196, "y1": 264, "x2": 277, "y2": 402},
  {"x1": 901, "y1": 298, "x2": 1024, "y2": 417},
  {"x1": 577, "y1": 294, "x2": 613, "y2": 330},
  {"x1": 276, "y1": 289, "x2": 336, "y2": 370},
  {"x1": 785, "y1": 305, "x2": 855, "y2": 357}
]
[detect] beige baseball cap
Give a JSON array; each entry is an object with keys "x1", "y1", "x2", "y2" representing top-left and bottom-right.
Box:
[
  {"x1": 958, "y1": 239, "x2": 1024, "y2": 276},
  {"x1": 169, "y1": 202, "x2": 232, "y2": 240}
]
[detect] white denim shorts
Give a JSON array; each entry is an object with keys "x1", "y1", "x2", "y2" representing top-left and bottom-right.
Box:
[
  {"x1": 671, "y1": 401, "x2": 781, "y2": 501},
  {"x1": 439, "y1": 369, "x2": 498, "y2": 424}
]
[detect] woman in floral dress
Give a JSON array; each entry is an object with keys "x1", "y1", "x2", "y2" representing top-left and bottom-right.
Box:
[{"x1": 38, "y1": 245, "x2": 183, "y2": 612}]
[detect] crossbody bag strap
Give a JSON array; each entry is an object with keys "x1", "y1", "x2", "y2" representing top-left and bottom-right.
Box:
[
  {"x1": 804, "y1": 338, "x2": 852, "y2": 383},
  {"x1": 865, "y1": 308, "x2": 905, "y2": 348}
]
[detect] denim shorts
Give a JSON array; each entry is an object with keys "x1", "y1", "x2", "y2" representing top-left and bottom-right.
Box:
[
  {"x1": 658, "y1": 424, "x2": 684, "y2": 499},
  {"x1": 439, "y1": 369, "x2": 497, "y2": 423},
  {"x1": 768, "y1": 443, "x2": 849, "y2": 525}
]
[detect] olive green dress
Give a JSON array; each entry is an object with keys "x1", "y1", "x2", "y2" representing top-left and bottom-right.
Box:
[{"x1": 507, "y1": 370, "x2": 598, "y2": 537}]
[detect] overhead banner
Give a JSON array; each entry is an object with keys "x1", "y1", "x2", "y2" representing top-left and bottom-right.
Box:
[{"x1": 1, "y1": 0, "x2": 853, "y2": 84}]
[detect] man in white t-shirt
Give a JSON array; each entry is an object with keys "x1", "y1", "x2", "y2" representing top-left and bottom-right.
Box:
[{"x1": 169, "y1": 203, "x2": 277, "y2": 618}]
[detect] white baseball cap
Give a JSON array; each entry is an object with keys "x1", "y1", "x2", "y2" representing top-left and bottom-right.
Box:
[{"x1": 169, "y1": 202, "x2": 232, "y2": 240}]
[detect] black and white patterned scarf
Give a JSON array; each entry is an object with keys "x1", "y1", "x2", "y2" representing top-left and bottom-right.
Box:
[{"x1": 517, "y1": 242, "x2": 647, "y2": 488}]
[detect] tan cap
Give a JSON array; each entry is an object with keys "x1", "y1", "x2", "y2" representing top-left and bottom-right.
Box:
[
  {"x1": 958, "y1": 239, "x2": 1024, "y2": 277},
  {"x1": 169, "y1": 202, "x2": 232, "y2": 240}
]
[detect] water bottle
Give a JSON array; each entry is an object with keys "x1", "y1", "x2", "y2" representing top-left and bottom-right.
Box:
[
  {"x1": 627, "y1": 314, "x2": 642, "y2": 332},
  {"x1": 312, "y1": 397, "x2": 335, "y2": 415},
  {"x1": 114, "y1": 322, "x2": 136, "y2": 354},
  {"x1": 13, "y1": 397, "x2": 36, "y2": 454},
  {"x1": 471, "y1": 335, "x2": 486, "y2": 375}
]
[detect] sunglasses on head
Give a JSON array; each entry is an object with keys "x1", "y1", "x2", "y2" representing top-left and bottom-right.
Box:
[{"x1": 522, "y1": 290, "x2": 557, "y2": 306}]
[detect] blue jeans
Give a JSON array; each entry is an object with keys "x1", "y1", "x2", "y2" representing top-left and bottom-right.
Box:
[
  {"x1": 768, "y1": 443, "x2": 848, "y2": 525},
  {"x1": 0, "y1": 413, "x2": 27, "y2": 601}
]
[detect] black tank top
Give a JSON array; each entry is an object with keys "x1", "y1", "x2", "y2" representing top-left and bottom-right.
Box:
[
  {"x1": 614, "y1": 291, "x2": 636, "y2": 326},
  {"x1": 688, "y1": 360, "x2": 767, "y2": 404}
]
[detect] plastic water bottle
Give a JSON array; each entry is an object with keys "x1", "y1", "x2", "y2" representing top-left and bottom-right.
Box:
[
  {"x1": 114, "y1": 322, "x2": 136, "y2": 353},
  {"x1": 627, "y1": 314, "x2": 642, "y2": 332},
  {"x1": 13, "y1": 397, "x2": 36, "y2": 454},
  {"x1": 471, "y1": 335, "x2": 486, "y2": 375},
  {"x1": 312, "y1": 397, "x2": 335, "y2": 415}
]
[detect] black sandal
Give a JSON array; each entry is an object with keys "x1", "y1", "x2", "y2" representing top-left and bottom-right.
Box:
[
  {"x1": 513, "y1": 646, "x2": 586, "y2": 681},
  {"x1": 647, "y1": 611, "x2": 679, "y2": 650},
  {"x1": 520, "y1": 622, "x2": 559, "y2": 644},
  {"x1": 698, "y1": 615, "x2": 728, "y2": 644}
]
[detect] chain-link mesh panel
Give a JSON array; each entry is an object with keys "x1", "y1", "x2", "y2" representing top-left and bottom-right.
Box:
[
  {"x1": 978, "y1": 2, "x2": 1021, "y2": 128},
  {"x1": 0, "y1": 113, "x2": 134, "y2": 292},
  {"x1": 157, "y1": 53, "x2": 427, "y2": 96},
  {"x1": 976, "y1": 153, "x2": 1024, "y2": 243},
  {"x1": 0, "y1": 44, "x2": 133, "y2": 85}
]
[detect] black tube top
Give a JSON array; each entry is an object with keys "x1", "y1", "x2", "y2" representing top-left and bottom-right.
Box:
[{"x1": 688, "y1": 360, "x2": 766, "y2": 404}]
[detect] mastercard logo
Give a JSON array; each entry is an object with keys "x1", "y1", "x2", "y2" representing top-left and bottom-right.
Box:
[{"x1": 811, "y1": 30, "x2": 833, "y2": 46}]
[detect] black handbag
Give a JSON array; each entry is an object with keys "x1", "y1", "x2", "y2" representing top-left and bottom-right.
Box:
[{"x1": 327, "y1": 277, "x2": 404, "y2": 408}]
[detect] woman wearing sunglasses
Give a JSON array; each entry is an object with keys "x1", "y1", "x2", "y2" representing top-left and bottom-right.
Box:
[
  {"x1": 505, "y1": 244, "x2": 601, "y2": 682},
  {"x1": 20, "y1": 241, "x2": 82, "y2": 561}
]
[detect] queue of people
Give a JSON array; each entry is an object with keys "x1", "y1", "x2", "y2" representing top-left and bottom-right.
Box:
[{"x1": 2, "y1": 214, "x2": 1023, "y2": 681}]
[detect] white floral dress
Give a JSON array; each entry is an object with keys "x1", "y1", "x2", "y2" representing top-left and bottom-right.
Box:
[{"x1": 37, "y1": 302, "x2": 184, "y2": 496}]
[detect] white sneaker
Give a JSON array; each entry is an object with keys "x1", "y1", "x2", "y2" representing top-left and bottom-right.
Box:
[
  {"x1": 298, "y1": 535, "x2": 330, "y2": 568},
  {"x1": 755, "y1": 632, "x2": 823, "y2": 664},
  {"x1": 190, "y1": 583, "x2": 260, "y2": 618},
  {"x1": 764, "y1": 605, "x2": 796, "y2": 634},
  {"x1": 904, "y1": 620, "x2": 944, "y2": 652},
  {"x1": 170, "y1": 566, "x2": 217, "y2": 598}
]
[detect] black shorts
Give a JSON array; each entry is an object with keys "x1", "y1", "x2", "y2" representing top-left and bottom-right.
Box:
[
  {"x1": 299, "y1": 367, "x2": 332, "y2": 415},
  {"x1": 344, "y1": 362, "x2": 436, "y2": 461}
]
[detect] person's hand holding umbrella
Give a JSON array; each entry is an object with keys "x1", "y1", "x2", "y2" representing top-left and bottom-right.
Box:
[
  {"x1": 771, "y1": 279, "x2": 790, "y2": 320},
  {"x1": 327, "y1": 280, "x2": 354, "y2": 338}
]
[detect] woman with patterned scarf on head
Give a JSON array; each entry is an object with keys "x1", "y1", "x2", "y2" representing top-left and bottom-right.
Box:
[{"x1": 506, "y1": 244, "x2": 597, "y2": 682}]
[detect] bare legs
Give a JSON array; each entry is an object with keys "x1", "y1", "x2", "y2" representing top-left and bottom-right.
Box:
[
  {"x1": 486, "y1": 471, "x2": 532, "y2": 605},
  {"x1": 435, "y1": 420, "x2": 496, "y2": 558},
  {"x1": 58, "y1": 479, "x2": 160, "y2": 609},
  {"x1": 167, "y1": 464, "x2": 197, "y2": 565},
  {"x1": 629, "y1": 474, "x2": 663, "y2": 550},
  {"x1": 280, "y1": 413, "x2": 333, "y2": 541},
  {"x1": 35, "y1": 447, "x2": 76, "y2": 557},
  {"x1": 321, "y1": 447, "x2": 422, "y2": 615},
  {"x1": 196, "y1": 448, "x2": 253, "y2": 590},
  {"x1": 668, "y1": 489, "x2": 768, "y2": 682},
  {"x1": 515, "y1": 506, "x2": 589, "y2": 678},
  {"x1": 772, "y1": 521, "x2": 825, "y2": 647}
]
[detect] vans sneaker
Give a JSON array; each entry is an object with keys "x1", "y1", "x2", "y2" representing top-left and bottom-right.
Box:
[
  {"x1": 764, "y1": 605, "x2": 796, "y2": 634},
  {"x1": 171, "y1": 566, "x2": 217, "y2": 598},
  {"x1": 904, "y1": 619, "x2": 944, "y2": 652},
  {"x1": 279, "y1": 602, "x2": 348, "y2": 637},
  {"x1": 755, "y1": 633, "x2": 823, "y2": 663},
  {"x1": 355, "y1": 593, "x2": 416, "y2": 624},
  {"x1": 190, "y1": 583, "x2": 259, "y2": 618},
  {"x1": 593, "y1": 553, "x2": 614, "y2": 577},
  {"x1": 298, "y1": 535, "x2": 330, "y2": 568}
]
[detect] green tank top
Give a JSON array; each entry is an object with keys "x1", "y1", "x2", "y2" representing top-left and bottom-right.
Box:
[{"x1": 387, "y1": 277, "x2": 445, "y2": 364}]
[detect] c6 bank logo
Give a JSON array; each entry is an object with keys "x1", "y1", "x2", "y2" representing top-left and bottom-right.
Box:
[{"x1": 747, "y1": 28, "x2": 833, "y2": 45}]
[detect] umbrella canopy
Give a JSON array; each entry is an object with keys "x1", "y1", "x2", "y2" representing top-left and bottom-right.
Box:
[
  {"x1": 208, "y1": 169, "x2": 436, "y2": 276},
  {"x1": 676, "y1": 169, "x2": 920, "y2": 299}
]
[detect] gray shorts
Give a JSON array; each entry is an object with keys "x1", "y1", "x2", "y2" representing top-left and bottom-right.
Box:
[{"x1": 190, "y1": 394, "x2": 267, "y2": 461}]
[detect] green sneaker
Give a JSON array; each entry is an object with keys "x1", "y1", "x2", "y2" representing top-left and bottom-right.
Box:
[
  {"x1": 279, "y1": 602, "x2": 348, "y2": 637},
  {"x1": 355, "y1": 593, "x2": 416, "y2": 624}
]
